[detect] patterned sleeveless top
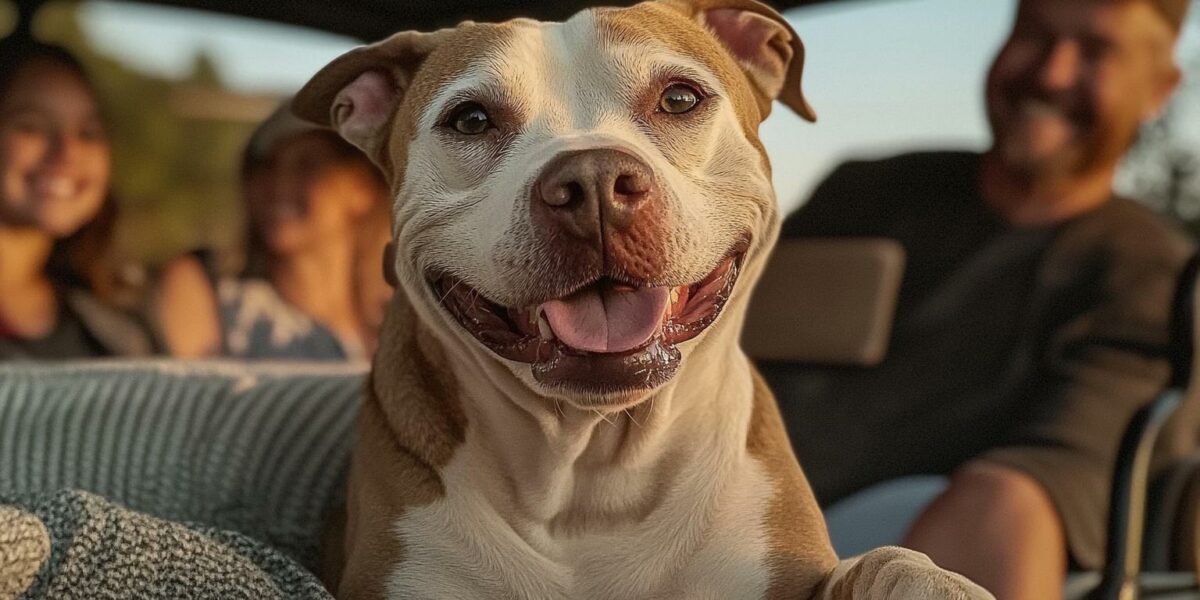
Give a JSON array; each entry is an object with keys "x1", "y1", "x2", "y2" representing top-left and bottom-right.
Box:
[{"x1": 215, "y1": 278, "x2": 365, "y2": 361}]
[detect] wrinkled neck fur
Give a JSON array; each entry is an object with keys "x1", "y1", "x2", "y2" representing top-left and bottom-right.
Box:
[{"x1": 406, "y1": 287, "x2": 759, "y2": 532}]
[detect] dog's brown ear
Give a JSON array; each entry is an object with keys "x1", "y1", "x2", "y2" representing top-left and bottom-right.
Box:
[
  {"x1": 661, "y1": 0, "x2": 816, "y2": 122},
  {"x1": 293, "y1": 29, "x2": 452, "y2": 156}
]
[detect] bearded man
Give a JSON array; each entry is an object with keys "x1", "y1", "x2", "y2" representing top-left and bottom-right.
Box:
[{"x1": 770, "y1": 1, "x2": 1195, "y2": 598}]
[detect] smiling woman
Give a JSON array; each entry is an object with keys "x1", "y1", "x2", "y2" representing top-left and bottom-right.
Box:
[
  {"x1": 19, "y1": 0, "x2": 358, "y2": 270},
  {"x1": 0, "y1": 38, "x2": 152, "y2": 359}
]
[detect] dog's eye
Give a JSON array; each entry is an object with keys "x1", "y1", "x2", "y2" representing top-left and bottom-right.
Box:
[
  {"x1": 659, "y1": 84, "x2": 702, "y2": 115},
  {"x1": 450, "y1": 103, "x2": 492, "y2": 135}
]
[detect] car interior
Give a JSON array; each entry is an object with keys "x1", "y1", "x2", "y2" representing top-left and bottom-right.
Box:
[{"x1": 1, "y1": 0, "x2": 1199, "y2": 598}]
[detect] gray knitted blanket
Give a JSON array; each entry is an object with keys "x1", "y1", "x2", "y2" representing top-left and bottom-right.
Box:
[
  {"x1": 0, "y1": 361, "x2": 367, "y2": 599},
  {"x1": 1, "y1": 489, "x2": 333, "y2": 599}
]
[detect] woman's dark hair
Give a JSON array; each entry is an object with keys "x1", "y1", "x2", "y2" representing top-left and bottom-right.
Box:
[{"x1": 0, "y1": 37, "x2": 122, "y2": 301}]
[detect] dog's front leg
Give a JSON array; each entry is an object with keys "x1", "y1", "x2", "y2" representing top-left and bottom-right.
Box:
[{"x1": 816, "y1": 547, "x2": 994, "y2": 600}]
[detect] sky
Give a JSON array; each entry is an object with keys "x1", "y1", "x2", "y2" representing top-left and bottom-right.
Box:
[{"x1": 66, "y1": 0, "x2": 1200, "y2": 213}]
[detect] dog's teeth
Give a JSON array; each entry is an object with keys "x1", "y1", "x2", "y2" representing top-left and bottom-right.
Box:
[
  {"x1": 537, "y1": 311, "x2": 554, "y2": 341},
  {"x1": 669, "y1": 288, "x2": 680, "y2": 308}
]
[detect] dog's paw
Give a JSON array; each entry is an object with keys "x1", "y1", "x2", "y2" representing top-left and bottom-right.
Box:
[{"x1": 823, "y1": 547, "x2": 994, "y2": 600}]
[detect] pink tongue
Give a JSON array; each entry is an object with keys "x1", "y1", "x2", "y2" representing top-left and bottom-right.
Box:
[{"x1": 541, "y1": 287, "x2": 670, "y2": 354}]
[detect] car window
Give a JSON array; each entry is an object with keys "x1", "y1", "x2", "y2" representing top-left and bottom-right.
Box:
[
  {"x1": 76, "y1": 1, "x2": 356, "y2": 94},
  {"x1": 770, "y1": 0, "x2": 1015, "y2": 213},
  {"x1": 773, "y1": 0, "x2": 1200, "y2": 220}
]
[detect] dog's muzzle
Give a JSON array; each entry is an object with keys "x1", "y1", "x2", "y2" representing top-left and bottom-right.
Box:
[{"x1": 431, "y1": 148, "x2": 746, "y2": 398}]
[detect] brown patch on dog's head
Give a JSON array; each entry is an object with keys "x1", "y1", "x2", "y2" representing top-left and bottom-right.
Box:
[
  {"x1": 594, "y1": 0, "x2": 814, "y2": 155},
  {"x1": 294, "y1": 0, "x2": 814, "y2": 171},
  {"x1": 293, "y1": 23, "x2": 514, "y2": 182},
  {"x1": 293, "y1": 29, "x2": 442, "y2": 157},
  {"x1": 653, "y1": 0, "x2": 815, "y2": 121}
]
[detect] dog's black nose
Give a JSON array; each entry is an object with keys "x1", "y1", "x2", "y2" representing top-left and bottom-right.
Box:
[{"x1": 534, "y1": 148, "x2": 659, "y2": 239}]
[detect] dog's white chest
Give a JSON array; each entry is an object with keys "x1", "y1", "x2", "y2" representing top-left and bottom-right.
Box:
[{"x1": 382, "y1": 445, "x2": 778, "y2": 600}]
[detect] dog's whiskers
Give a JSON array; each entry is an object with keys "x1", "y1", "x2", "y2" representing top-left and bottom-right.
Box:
[
  {"x1": 593, "y1": 409, "x2": 614, "y2": 426},
  {"x1": 623, "y1": 407, "x2": 644, "y2": 428},
  {"x1": 437, "y1": 279, "x2": 465, "y2": 304}
]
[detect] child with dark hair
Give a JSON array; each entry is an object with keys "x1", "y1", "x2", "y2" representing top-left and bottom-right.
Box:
[{"x1": 156, "y1": 102, "x2": 390, "y2": 360}]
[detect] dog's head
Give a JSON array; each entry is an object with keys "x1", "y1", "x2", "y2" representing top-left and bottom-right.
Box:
[{"x1": 295, "y1": 0, "x2": 814, "y2": 409}]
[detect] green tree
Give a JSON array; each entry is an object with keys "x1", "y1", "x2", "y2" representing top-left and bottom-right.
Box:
[{"x1": 1119, "y1": 8, "x2": 1200, "y2": 229}]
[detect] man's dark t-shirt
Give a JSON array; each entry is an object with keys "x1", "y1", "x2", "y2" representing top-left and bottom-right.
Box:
[{"x1": 763, "y1": 151, "x2": 1193, "y2": 568}]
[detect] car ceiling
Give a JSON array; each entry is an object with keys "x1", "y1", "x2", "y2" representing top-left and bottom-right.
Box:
[{"x1": 13, "y1": 0, "x2": 855, "y2": 41}]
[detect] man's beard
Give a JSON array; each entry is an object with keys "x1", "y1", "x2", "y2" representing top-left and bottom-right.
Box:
[
  {"x1": 990, "y1": 112, "x2": 1132, "y2": 183},
  {"x1": 994, "y1": 128, "x2": 1089, "y2": 180}
]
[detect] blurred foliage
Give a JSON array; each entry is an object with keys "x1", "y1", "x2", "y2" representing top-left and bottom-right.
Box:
[
  {"x1": 1119, "y1": 6, "x2": 1200, "y2": 230},
  {"x1": 31, "y1": 1, "x2": 261, "y2": 268},
  {"x1": 0, "y1": 2, "x2": 14, "y2": 38}
]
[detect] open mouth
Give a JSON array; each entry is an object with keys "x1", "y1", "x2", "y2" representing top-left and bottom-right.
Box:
[
  {"x1": 29, "y1": 174, "x2": 83, "y2": 202},
  {"x1": 433, "y1": 251, "x2": 744, "y2": 395}
]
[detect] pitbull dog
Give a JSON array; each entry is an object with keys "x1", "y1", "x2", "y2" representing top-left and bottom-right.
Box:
[{"x1": 294, "y1": 0, "x2": 994, "y2": 598}]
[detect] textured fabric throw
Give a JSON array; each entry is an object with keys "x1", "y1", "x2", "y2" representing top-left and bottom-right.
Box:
[
  {"x1": 1, "y1": 489, "x2": 334, "y2": 599},
  {"x1": 0, "y1": 361, "x2": 367, "y2": 598}
]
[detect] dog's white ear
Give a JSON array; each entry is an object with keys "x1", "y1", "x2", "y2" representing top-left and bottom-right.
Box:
[
  {"x1": 293, "y1": 29, "x2": 452, "y2": 158},
  {"x1": 662, "y1": 0, "x2": 816, "y2": 122}
]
